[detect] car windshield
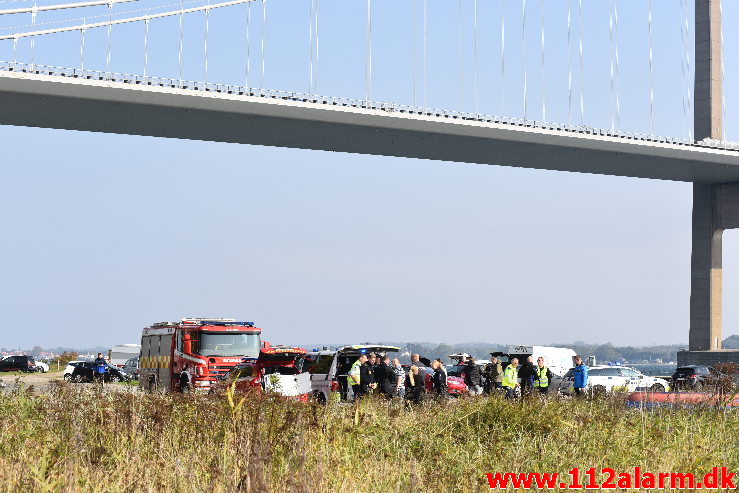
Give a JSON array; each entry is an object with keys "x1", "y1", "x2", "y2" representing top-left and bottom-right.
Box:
[
  {"x1": 675, "y1": 367, "x2": 696, "y2": 375},
  {"x1": 198, "y1": 332, "x2": 261, "y2": 358}
]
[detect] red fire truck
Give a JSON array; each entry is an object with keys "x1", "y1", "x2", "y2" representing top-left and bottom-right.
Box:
[{"x1": 139, "y1": 318, "x2": 262, "y2": 392}]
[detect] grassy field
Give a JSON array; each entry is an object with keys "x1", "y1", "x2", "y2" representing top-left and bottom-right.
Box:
[{"x1": 1, "y1": 382, "x2": 738, "y2": 493}]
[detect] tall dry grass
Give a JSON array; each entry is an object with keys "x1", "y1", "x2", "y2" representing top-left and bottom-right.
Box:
[{"x1": 1, "y1": 382, "x2": 738, "y2": 492}]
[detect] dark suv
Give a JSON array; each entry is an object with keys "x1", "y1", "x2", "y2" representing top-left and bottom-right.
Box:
[
  {"x1": 671, "y1": 365, "x2": 729, "y2": 390},
  {"x1": 0, "y1": 355, "x2": 37, "y2": 373}
]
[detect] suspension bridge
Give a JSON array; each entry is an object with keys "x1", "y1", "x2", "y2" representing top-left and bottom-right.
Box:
[{"x1": 0, "y1": 0, "x2": 737, "y2": 364}]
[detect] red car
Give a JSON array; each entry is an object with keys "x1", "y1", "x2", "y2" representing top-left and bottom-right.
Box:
[{"x1": 218, "y1": 346, "x2": 311, "y2": 401}]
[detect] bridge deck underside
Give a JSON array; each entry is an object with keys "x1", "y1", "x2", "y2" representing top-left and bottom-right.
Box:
[{"x1": 2, "y1": 72, "x2": 739, "y2": 184}]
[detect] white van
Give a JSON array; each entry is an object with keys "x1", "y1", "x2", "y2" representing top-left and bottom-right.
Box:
[
  {"x1": 306, "y1": 345, "x2": 400, "y2": 403},
  {"x1": 506, "y1": 345, "x2": 578, "y2": 389}
]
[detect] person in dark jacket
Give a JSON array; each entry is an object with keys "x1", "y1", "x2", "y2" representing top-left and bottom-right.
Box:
[
  {"x1": 375, "y1": 355, "x2": 396, "y2": 398},
  {"x1": 360, "y1": 354, "x2": 376, "y2": 395},
  {"x1": 431, "y1": 359, "x2": 448, "y2": 398},
  {"x1": 464, "y1": 357, "x2": 483, "y2": 395},
  {"x1": 517, "y1": 355, "x2": 536, "y2": 396},
  {"x1": 405, "y1": 365, "x2": 424, "y2": 406},
  {"x1": 93, "y1": 353, "x2": 108, "y2": 386}
]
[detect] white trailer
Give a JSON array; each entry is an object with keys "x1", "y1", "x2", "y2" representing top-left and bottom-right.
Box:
[{"x1": 109, "y1": 344, "x2": 141, "y2": 367}]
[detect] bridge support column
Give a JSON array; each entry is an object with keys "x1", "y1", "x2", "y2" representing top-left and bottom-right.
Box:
[{"x1": 687, "y1": 183, "x2": 739, "y2": 359}]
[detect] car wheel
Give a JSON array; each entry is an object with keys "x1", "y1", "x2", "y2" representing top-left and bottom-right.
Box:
[
  {"x1": 63, "y1": 373, "x2": 72, "y2": 381},
  {"x1": 110, "y1": 375, "x2": 122, "y2": 383},
  {"x1": 693, "y1": 380, "x2": 703, "y2": 391},
  {"x1": 649, "y1": 383, "x2": 665, "y2": 392},
  {"x1": 72, "y1": 374, "x2": 83, "y2": 383}
]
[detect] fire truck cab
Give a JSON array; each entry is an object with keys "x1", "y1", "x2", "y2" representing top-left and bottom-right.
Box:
[{"x1": 139, "y1": 318, "x2": 262, "y2": 392}]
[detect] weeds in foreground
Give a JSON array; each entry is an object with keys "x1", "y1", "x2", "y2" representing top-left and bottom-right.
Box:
[{"x1": 0, "y1": 383, "x2": 737, "y2": 492}]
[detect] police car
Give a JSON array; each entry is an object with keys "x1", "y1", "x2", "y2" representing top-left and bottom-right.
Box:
[{"x1": 562, "y1": 365, "x2": 670, "y2": 394}]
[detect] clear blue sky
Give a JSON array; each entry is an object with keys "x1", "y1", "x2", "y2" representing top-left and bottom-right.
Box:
[{"x1": 1, "y1": 0, "x2": 738, "y2": 349}]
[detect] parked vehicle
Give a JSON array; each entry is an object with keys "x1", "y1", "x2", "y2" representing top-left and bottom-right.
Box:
[
  {"x1": 139, "y1": 318, "x2": 263, "y2": 393},
  {"x1": 217, "y1": 346, "x2": 311, "y2": 400},
  {"x1": 70, "y1": 362, "x2": 129, "y2": 383},
  {"x1": 63, "y1": 360, "x2": 86, "y2": 381},
  {"x1": 122, "y1": 357, "x2": 140, "y2": 380},
  {"x1": 505, "y1": 345, "x2": 578, "y2": 389},
  {"x1": 34, "y1": 360, "x2": 49, "y2": 373},
  {"x1": 562, "y1": 365, "x2": 670, "y2": 395},
  {"x1": 110, "y1": 344, "x2": 141, "y2": 367},
  {"x1": 306, "y1": 345, "x2": 400, "y2": 403},
  {"x1": 0, "y1": 355, "x2": 37, "y2": 373},
  {"x1": 671, "y1": 365, "x2": 731, "y2": 391}
]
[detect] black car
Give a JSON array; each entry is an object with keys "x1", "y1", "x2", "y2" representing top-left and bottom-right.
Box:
[
  {"x1": 122, "y1": 357, "x2": 140, "y2": 381},
  {"x1": 0, "y1": 355, "x2": 37, "y2": 373},
  {"x1": 671, "y1": 365, "x2": 729, "y2": 390},
  {"x1": 70, "y1": 362, "x2": 129, "y2": 383}
]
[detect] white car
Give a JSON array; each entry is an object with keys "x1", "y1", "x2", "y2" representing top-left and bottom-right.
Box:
[
  {"x1": 34, "y1": 361, "x2": 49, "y2": 373},
  {"x1": 305, "y1": 345, "x2": 400, "y2": 403},
  {"x1": 63, "y1": 361, "x2": 85, "y2": 381},
  {"x1": 562, "y1": 365, "x2": 670, "y2": 394}
]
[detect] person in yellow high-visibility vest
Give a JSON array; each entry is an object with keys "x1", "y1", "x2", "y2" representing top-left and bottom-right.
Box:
[
  {"x1": 533, "y1": 356, "x2": 554, "y2": 395},
  {"x1": 348, "y1": 354, "x2": 368, "y2": 400},
  {"x1": 502, "y1": 357, "x2": 520, "y2": 399}
]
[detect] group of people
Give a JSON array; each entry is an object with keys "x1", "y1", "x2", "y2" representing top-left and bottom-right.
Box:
[
  {"x1": 347, "y1": 351, "x2": 590, "y2": 403},
  {"x1": 346, "y1": 352, "x2": 451, "y2": 404}
]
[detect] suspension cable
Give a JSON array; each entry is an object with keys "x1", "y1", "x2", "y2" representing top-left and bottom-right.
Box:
[
  {"x1": 423, "y1": 0, "x2": 428, "y2": 109},
  {"x1": 203, "y1": 0, "x2": 209, "y2": 83},
  {"x1": 609, "y1": 0, "x2": 614, "y2": 130},
  {"x1": 578, "y1": 0, "x2": 583, "y2": 126},
  {"x1": 12, "y1": 35, "x2": 17, "y2": 64},
  {"x1": 679, "y1": 0, "x2": 687, "y2": 139},
  {"x1": 648, "y1": 0, "x2": 654, "y2": 134},
  {"x1": 314, "y1": 0, "x2": 318, "y2": 94},
  {"x1": 614, "y1": 0, "x2": 620, "y2": 130},
  {"x1": 457, "y1": 0, "x2": 463, "y2": 109},
  {"x1": 30, "y1": 0, "x2": 36, "y2": 68},
  {"x1": 720, "y1": 0, "x2": 725, "y2": 141},
  {"x1": 260, "y1": 0, "x2": 265, "y2": 88},
  {"x1": 566, "y1": 0, "x2": 572, "y2": 124},
  {"x1": 501, "y1": 0, "x2": 505, "y2": 115},
  {"x1": 682, "y1": 0, "x2": 692, "y2": 140},
  {"x1": 540, "y1": 0, "x2": 544, "y2": 121},
  {"x1": 522, "y1": 0, "x2": 527, "y2": 120},
  {"x1": 308, "y1": 0, "x2": 313, "y2": 95},
  {"x1": 412, "y1": 0, "x2": 416, "y2": 107},
  {"x1": 79, "y1": 23, "x2": 85, "y2": 69},
  {"x1": 177, "y1": 0, "x2": 183, "y2": 83},
  {"x1": 0, "y1": 0, "x2": 138, "y2": 15},
  {"x1": 366, "y1": 0, "x2": 371, "y2": 103},
  {"x1": 106, "y1": 1, "x2": 112, "y2": 72},
  {"x1": 244, "y1": 0, "x2": 250, "y2": 87},
  {"x1": 0, "y1": 0, "x2": 253, "y2": 39},
  {"x1": 143, "y1": 17, "x2": 148, "y2": 76},
  {"x1": 473, "y1": 0, "x2": 478, "y2": 115}
]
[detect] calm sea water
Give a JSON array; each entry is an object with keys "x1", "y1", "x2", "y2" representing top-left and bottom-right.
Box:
[{"x1": 630, "y1": 364, "x2": 676, "y2": 377}]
